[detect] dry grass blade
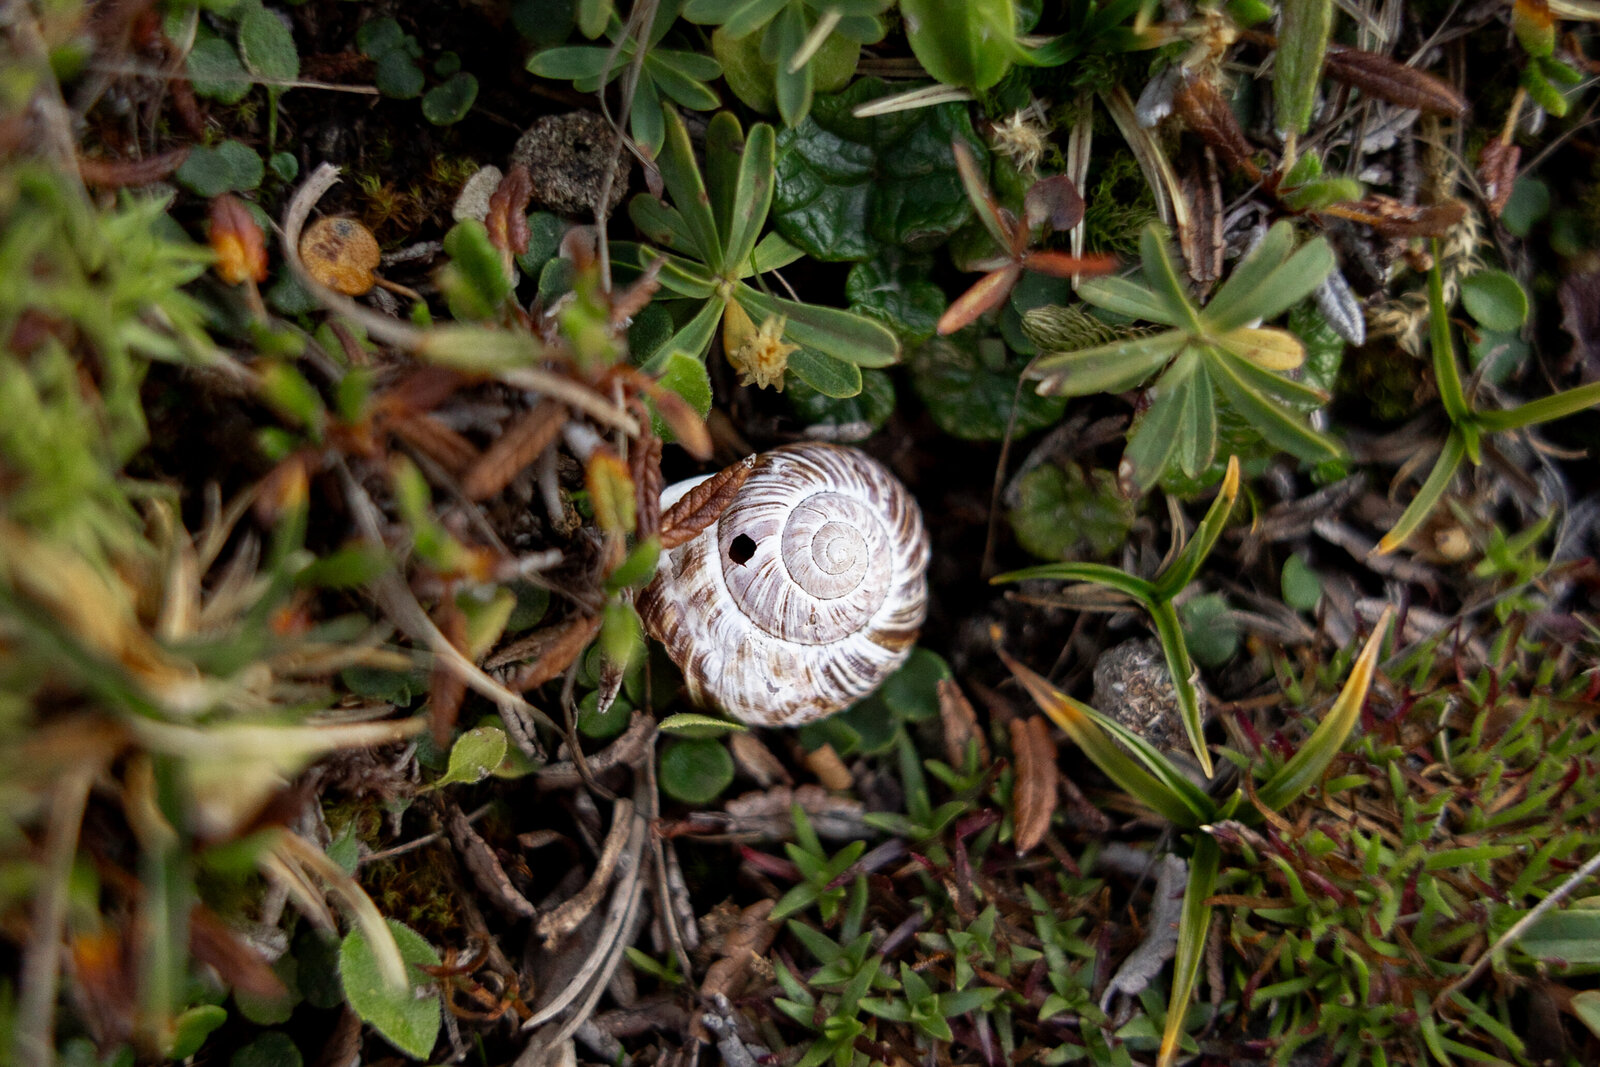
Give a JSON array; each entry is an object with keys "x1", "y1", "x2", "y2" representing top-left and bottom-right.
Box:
[
  {"x1": 660, "y1": 455, "x2": 756, "y2": 549},
  {"x1": 536, "y1": 798, "x2": 636, "y2": 944},
  {"x1": 1009, "y1": 716, "x2": 1058, "y2": 855},
  {"x1": 463, "y1": 399, "x2": 569, "y2": 501},
  {"x1": 495, "y1": 615, "x2": 604, "y2": 689}
]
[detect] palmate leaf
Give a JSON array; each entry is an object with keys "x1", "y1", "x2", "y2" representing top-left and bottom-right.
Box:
[
  {"x1": 738, "y1": 285, "x2": 899, "y2": 366},
  {"x1": 1078, "y1": 273, "x2": 1182, "y2": 324},
  {"x1": 655, "y1": 109, "x2": 723, "y2": 270},
  {"x1": 1125, "y1": 349, "x2": 1203, "y2": 490},
  {"x1": 1202, "y1": 221, "x2": 1297, "y2": 330},
  {"x1": 1207, "y1": 347, "x2": 1342, "y2": 462},
  {"x1": 1140, "y1": 226, "x2": 1205, "y2": 333}
]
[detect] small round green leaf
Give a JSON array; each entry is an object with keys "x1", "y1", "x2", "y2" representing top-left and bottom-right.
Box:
[
  {"x1": 878, "y1": 647, "x2": 952, "y2": 723},
  {"x1": 230, "y1": 1032, "x2": 302, "y2": 1067},
  {"x1": 435, "y1": 726, "x2": 508, "y2": 788},
  {"x1": 176, "y1": 139, "x2": 264, "y2": 196},
  {"x1": 659, "y1": 737, "x2": 735, "y2": 804},
  {"x1": 374, "y1": 50, "x2": 425, "y2": 98},
  {"x1": 422, "y1": 72, "x2": 478, "y2": 124},
  {"x1": 168, "y1": 1005, "x2": 228, "y2": 1060},
  {"x1": 187, "y1": 36, "x2": 251, "y2": 103},
  {"x1": 910, "y1": 332, "x2": 1067, "y2": 440},
  {"x1": 1008, "y1": 464, "x2": 1135, "y2": 560},
  {"x1": 237, "y1": 5, "x2": 299, "y2": 83},
  {"x1": 1460, "y1": 269, "x2": 1529, "y2": 332},
  {"x1": 1280, "y1": 553, "x2": 1322, "y2": 612}
]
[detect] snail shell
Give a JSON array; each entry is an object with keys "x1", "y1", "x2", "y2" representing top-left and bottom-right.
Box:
[{"x1": 639, "y1": 443, "x2": 930, "y2": 727}]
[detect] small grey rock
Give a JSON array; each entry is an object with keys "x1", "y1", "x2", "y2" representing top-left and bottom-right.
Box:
[{"x1": 1091, "y1": 638, "x2": 1207, "y2": 759}]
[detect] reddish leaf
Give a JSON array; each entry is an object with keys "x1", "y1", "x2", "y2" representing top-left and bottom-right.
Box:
[
  {"x1": 1019, "y1": 251, "x2": 1119, "y2": 279},
  {"x1": 208, "y1": 194, "x2": 268, "y2": 285},
  {"x1": 503, "y1": 615, "x2": 604, "y2": 691},
  {"x1": 486, "y1": 164, "x2": 534, "y2": 256},
  {"x1": 1477, "y1": 139, "x2": 1521, "y2": 219},
  {"x1": 1324, "y1": 196, "x2": 1467, "y2": 237},
  {"x1": 937, "y1": 265, "x2": 1022, "y2": 335},
  {"x1": 461, "y1": 398, "x2": 567, "y2": 501},
  {"x1": 1173, "y1": 74, "x2": 1262, "y2": 180},
  {"x1": 1024, "y1": 175, "x2": 1085, "y2": 233},
  {"x1": 79, "y1": 147, "x2": 191, "y2": 188},
  {"x1": 660, "y1": 455, "x2": 756, "y2": 549},
  {"x1": 632, "y1": 431, "x2": 664, "y2": 541}
]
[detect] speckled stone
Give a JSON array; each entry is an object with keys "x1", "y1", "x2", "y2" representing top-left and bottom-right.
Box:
[
  {"x1": 1091, "y1": 637, "x2": 1207, "y2": 758},
  {"x1": 510, "y1": 112, "x2": 629, "y2": 218}
]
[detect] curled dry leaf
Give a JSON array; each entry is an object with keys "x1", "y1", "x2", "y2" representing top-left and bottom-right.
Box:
[
  {"x1": 631, "y1": 432, "x2": 664, "y2": 542},
  {"x1": 938, "y1": 678, "x2": 990, "y2": 768},
  {"x1": 79, "y1": 146, "x2": 191, "y2": 188},
  {"x1": 386, "y1": 413, "x2": 480, "y2": 476},
  {"x1": 494, "y1": 614, "x2": 604, "y2": 690},
  {"x1": 1172, "y1": 74, "x2": 1261, "y2": 181},
  {"x1": 428, "y1": 600, "x2": 470, "y2": 746},
  {"x1": 462, "y1": 398, "x2": 568, "y2": 501},
  {"x1": 1009, "y1": 715, "x2": 1058, "y2": 855},
  {"x1": 1478, "y1": 138, "x2": 1521, "y2": 218},
  {"x1": 659, "y1": 455, "x2": 757, "y2": 550},
  {"x1": 208, "y1": 194, "x2": 269, "y2": 286},
  {"x1": 447, "y1": 804, "x2": 539, "y2": 920},
  {"x1": 486, "y1": 164, "x2": 534, "y2": 258},
  {"x1": 1323, "y1": 44, "x2": 1469, "y2": 116},
  {"x1": 535, "y1": 798, "x2": 635, "y2": 945},
  {"x1": 1325, "y1": 196, "x2": 1468, "y2": 237},
  {"x1": 1177, "y1": 148, "x2": 1224, "y2": 289}
]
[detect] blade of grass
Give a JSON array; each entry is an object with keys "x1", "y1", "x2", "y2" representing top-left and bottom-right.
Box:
[
  {"x1": 1149, "y1": 599, "x2": 1213, "y2": 778},
  {"x1": 1374, "y1": 431, "x2": 1467, "y2": 554},
  {"x1": 992, "y1": 561, "x2": 1157, "y2": 601},
  {"x1": 999, "y1": 645, "x2": 1212, "y2": 827},
  {"x1": 1152, "y1": 455, "x2": 1239, "y2": 599},
  {"x1": 1255, "y1": 606, "x2": 1392, "y2": 810},
  {"x1": 1477, "y1": 379, "x2": 1600, "y2": 431},
  {"x1": 1428, "y1": 242, "x2": 1471, "y2": 426},
  {"x1": 1157, "y1": 834, "x2": 1219, "y2": 1067}
]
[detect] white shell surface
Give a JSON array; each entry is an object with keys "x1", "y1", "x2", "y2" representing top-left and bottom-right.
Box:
[{"x1": 640, "y1": 443, "x2": 930, "y2": 727}]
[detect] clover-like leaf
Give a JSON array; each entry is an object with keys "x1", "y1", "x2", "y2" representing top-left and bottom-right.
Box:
[{"x1": 773, "y1": 77, "x2": 987, "y2": 261}]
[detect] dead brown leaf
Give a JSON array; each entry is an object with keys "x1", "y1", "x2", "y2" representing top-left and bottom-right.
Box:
[
  {"x1": 1323, "y1": 44, "x2": 1469, "y2": 116},
  {"x1": 659, "y1": 455, "x2": 756, "y2": 549},
  {"x1": 1009, "y1": 716, "x2": 1057, "y2": 855},
  {"x1": 462, "y1": 398, "x2": 568, "y2": 501},
  {"x1": 495, "y1": 614, "x2": 603, "y2": 690},
  {"x1": 938, "y1": 678, "x2": 990, "y2": 769}
]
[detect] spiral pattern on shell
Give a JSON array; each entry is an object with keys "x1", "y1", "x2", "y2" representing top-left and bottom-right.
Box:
[{"x1": 639, "y1": 443, "x2": 930, "y2": 727}]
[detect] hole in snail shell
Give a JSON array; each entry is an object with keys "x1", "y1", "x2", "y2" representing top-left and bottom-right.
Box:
[{"x1": 728, "y1": 533, "x2": 757, "y2": 566}]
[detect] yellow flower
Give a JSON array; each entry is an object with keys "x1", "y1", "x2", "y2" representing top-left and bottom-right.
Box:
[{"x1": 722, "y1": 300, "x2": 799, "y2": 391}]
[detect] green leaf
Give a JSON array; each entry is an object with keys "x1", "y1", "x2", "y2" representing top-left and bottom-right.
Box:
[
  {"x1": 845, "y1": 251, "x2": 946, "y2": 346},
  {"x1": 659, "y1": 737, "x2": 736, "y2": 803},
  {"x1": 1281, "y1": 553, "x2": 1322, "y2": 612},
  {"x1": 1231, "y1": 238, "x2": 1336, "y2": 325},
  {"x1": 339, "y1": 920, "x2": 441, "y2": 1060},
  {"x1": 772, "y1": 5, "x2": 813, "y2": 125},
  {"x1": 717, "y1": 117, "x2": 777, "y2": 271},
  {"x1": 1007, "y1": 463, "x2": 1136, "y2": 561},
  {"x1": 787, "y1": 347, "x2": 863, "y2": 397},
  {"x1": 1202, "y1": 221, "x2": 1295, "y2": 330},
  {"x1": 1516, "y1": 908, "x2": 1600, "y2": 963},
  {"x1": 176, "y1": 140, "x2": 264, "y2": 197},
  {"x1": 373, "y1": 49, "x2": 424, "y2": 98},
  {"x1": 442, "y1": 220, "x2": 512, "y2": 316},
  {"x1": 911, "y1": 332, "x2": 1067, "y2": 440},
  {"x1": 1376, "y1": 430, "x2": 1466, "y2": 554},
  {"x1": 1139, "y1": 226, "x2": 1205, "y2": 334},
  {"x1": 1026, "y1": 329, "x2": 1187, "y2": 397},
  {"x1": 1123, "y1": 360, "x2": 1195, "y2": 491},
  {"x1": 187, "y1": 35, "x2": 251, "y2": 103},
  {"x1": 1275, "y1": 0, "x2": 1333, "y2": 137},
  {"x1": 435, "y1": 726, "x2": 509, "y2": 788},
  {"x1": 1177, "y1": 592, "x2": 1237, "y2": 670},
  {"x1": 1151, "y1": 598, "x2": 1212, "y2": 773},
  {"x1": 167, "y1": 1005, "x2": 227, "y2": 1059},
  {"x1": 992, "y1": 560, "x2": 1156, "y2": 601},
  {"x1": 237, "y1": 5, "x2": 299, "y2": 83},
  {"x1": 1077, "y1": 274, "x2": 1183, "y2": 324},
  {"x1": 659, "y1": 712, "x2": 749, "y2": 735},
  {"x1": 878, "y1": 648, "x2": 952, "y2": 723},
  {"x1": 230, "y1": 1031, "x2": 302, "y2": 1067},
  {"x1": 526, "y1": 45, "x2": 611, "y2": 81},
  {"x1": 657, "y1": 108, "x2": 724, "y2": 271},
  {"x1": 772, "y1": 77, "x2": 987, "y2": 262},
  {"x1": 1256, "y1": 608, "x2": 1390, "y2": 810},
  {"x1": 1277, "y1": 175, "x2": 1363, "y2": 212},
  {"x1": 738, "y1": 287, "x2": 900, "y2": 367},
  {"x1": 901, "y1": 0, "x2": 1025, "y2": 91},
  {"x1": 1173, "y1": 360, "x2": 1217, "y2": 478},
  {"x1": 1152, "y1": 455, "x2": 1240, "y2": 600},
  {"x1": 422, "y1": 72, "x2": 478, "y2": 124},
  {"x1": 648, "y1": 298, "x2": 725, "y2": 366},
  {"x1": 1158, "y1": 836, "x2": 1219, "y2": 1067},
  {"x1": 1207, "y1": 348, "x2": 1343, "y2": 462},
  {"x1": 647, "y1": 350, "x2": 714, "y2": 437},
  {"x1": 788, "y1": 366, "x2": 895, "y2": 432},
  {"x1": 1002, "y1": 651, "x2": 1213, "y2": 827},
  {"x1": 1460, "y1": 269, "x2": 1529, "y2": 332},
  {"x1": 1479, "y1": 379, "x2": 1600, "y2": 432}
]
